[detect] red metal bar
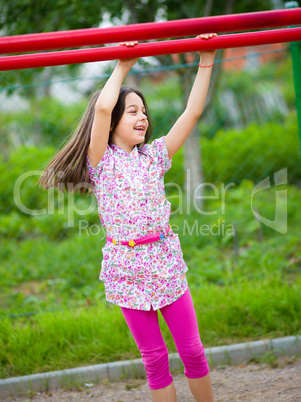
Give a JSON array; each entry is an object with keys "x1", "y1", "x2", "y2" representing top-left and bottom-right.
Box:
[
  {"x1": 1, "y1": 27, "x2": 300, "y2": 72},
  {"x1": 0, "y1": 8, "x2": 300, "y2": 54}
]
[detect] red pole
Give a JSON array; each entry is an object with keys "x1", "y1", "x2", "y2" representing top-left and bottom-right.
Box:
[
  {"x1": 0, "y1": 8, "x2": 300, "y2": 54},
  {"x1": 1, "y1": 27, "x2": 301, "y2": 71}
]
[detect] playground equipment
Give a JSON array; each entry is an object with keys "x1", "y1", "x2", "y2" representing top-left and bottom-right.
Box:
[
  {"x1": 0, "y1": 8, "x2": 300, "y2": 71},
  {"x1": 1, "y1": 3, "x2": 300, "y2": 154}
]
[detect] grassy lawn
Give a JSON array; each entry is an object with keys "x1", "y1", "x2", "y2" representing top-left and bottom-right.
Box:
[{"x1": 0, "y1": 183, "x2": 300, "y2": 378}]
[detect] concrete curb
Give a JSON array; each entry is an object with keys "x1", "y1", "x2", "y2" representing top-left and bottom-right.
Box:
[{"x1": 0, "y1": 335, "x2": 300, "y2": 398}]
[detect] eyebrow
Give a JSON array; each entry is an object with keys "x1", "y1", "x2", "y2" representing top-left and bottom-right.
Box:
[{"x1": 126, "y1": 104, "x2": 146, "y2": 110}]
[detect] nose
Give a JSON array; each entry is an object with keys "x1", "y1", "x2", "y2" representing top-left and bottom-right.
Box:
[{"x1": 139, "y1": 111, "x2": 147, "y2": 120}]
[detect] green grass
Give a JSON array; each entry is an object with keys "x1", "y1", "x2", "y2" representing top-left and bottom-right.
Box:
[
  {"x1": 0, "y1": 275, "x2": 300, "y2": 378},
  {"x1": 0, "y1": 183, "x2": 301, "y2": 378}
]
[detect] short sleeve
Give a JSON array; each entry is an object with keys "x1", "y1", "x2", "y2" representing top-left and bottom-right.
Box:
[
  {"x1": 144, "y1": 135, "x2": 172, "y2": 174},
  {"x1": 86, "y1": 144, "x2": 112, "y2": 187}
]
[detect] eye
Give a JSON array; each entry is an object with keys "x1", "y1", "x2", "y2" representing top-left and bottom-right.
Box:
[{"x1": 129, "y1": 110, "x2": 137, "y2": 114}]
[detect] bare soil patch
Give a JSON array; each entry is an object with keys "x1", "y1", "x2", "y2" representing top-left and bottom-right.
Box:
[{"x1": 6, "y1": 356, "x2": 301, "y2": 401}]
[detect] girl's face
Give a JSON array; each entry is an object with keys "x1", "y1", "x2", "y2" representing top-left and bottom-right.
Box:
[{"x1": 111, "y1": 92, "x2": 149, "y2": 151}]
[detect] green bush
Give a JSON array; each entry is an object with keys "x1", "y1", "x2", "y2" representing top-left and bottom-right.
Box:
[
  {"x1": 201, "y1": 112, "x2": 301, "y2": 185},
  {"x1": 0, "y1": 145, "x2": 99, "y2": 240},
  {"x1": 0, "y1": 97, "x2": 87, "y2": 150},
  {"x1": 0, "y1": 114, "x2": 300, "y2": 241},
  {"x1": 0, "y1": 145, "x2": 55, "y2": 215}
]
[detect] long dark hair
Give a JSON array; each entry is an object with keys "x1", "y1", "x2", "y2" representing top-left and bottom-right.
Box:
[{"x1": 36, "y1": 86, "x2": 153, "y2": 194}]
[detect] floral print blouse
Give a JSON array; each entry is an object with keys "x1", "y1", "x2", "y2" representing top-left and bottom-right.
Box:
[{"x1": 86, "y1": 135, "x2": 189, "y2": 311}]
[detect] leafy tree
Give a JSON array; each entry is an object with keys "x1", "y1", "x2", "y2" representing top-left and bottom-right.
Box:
[
  {"x1": 0, "y1": 0, "x2": 109, "y2": 93},
  {"x1": 1, "y1": 0, "x2": 275, "y2": 204}
]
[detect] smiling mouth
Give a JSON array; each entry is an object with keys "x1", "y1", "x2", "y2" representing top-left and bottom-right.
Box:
[{"x1": 134, "y1": 127, "x2": 146, "y2": 134}]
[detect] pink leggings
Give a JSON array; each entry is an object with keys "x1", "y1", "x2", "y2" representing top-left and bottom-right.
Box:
[{"x1": 120, "y1": 287, "x2": 210, "y2": 390}]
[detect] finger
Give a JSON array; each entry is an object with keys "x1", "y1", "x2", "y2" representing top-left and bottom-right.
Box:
[
  {"x1": 120, "y1": 42, "x2": 131, "y2": 47},
  {"x1": 122, "y1": 41, "x2": 138, "y2": 47},
  {"x1": 199, "y1": 33, "x2": 217, "y2": 39}
]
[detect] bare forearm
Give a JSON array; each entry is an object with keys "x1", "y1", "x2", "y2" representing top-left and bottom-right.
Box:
[
  {"x1": 186, "y1": 55, "x2": 215, "y2": 118},
  {"x1": 95, "y1": 62, "x2": 131, "y2": 112}
]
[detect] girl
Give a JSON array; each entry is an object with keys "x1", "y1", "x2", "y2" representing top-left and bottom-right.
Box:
[{"x1": 38, "y1": 33, "x2": 217, "y2": 402}]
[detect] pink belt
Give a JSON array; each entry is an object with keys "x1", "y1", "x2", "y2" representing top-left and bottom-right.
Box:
[{"x1": 106, "y1": 224, "x2": 171, "y2": 247}]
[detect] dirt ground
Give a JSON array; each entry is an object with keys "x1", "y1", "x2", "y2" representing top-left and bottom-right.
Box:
[{"x1": 6, "y1": 356, "x2": 301, "y2": 401}]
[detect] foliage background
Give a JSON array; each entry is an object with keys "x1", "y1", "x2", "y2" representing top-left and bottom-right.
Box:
[{"x1": 0, "y1": 0, "x2": 300, "y2": 379}]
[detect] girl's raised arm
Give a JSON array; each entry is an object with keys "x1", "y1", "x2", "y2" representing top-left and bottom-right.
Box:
[
  {"x1": 165, "y1": 33, "x2": 217, "y2": 160},
  {"x1": 88, "y1": 43, "x2": 139, "y2": 168}
]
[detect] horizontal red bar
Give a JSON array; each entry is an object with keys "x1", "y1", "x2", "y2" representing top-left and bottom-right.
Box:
[
  {"x1": 0, "y1": 27, "x2": 300, "y2": 72},
  {"x1": 0, "y1": 8, "x2": 300, "y2": 54}
]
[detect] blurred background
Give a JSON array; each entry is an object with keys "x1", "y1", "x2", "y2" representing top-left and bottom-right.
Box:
[{"x1": 0, "y1": 0, "x2": 300, "y2": 380}]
